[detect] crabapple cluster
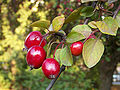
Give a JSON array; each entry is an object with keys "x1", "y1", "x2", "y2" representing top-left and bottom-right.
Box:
[
  {"x1": 24, "y1": 31, "x2": 60, "y2": 79},
  {"x1": 24, "y1": 30, "x2": 96, "y2": 79}
]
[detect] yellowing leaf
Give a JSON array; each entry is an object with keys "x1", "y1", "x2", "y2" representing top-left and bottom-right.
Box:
[
  {"x1": 96, "y1": 17, "x2": 118, "y2": 36},
  {"x1": 88, "y1": 21, "x2": 97, "y2": 29},
  {"x1": 66, "y1": 32, "x2": 85, "y2": 43},
  {"x1": 81, "y1": 0, "x2": 97, "y2": 3},
  {"x1": 30, "y1": 20, "x2": 50, "y2": 29},
  {"x1": 55, "y1": 49, "x2": 61, "y2": 63},
  {"x1": 52, "y1": 16, "x2": 65, "y2": 32},
  {"x1": 82, "y1": 39, "x2": 104, "y2": 68},
  {"x1": 71, "y1": 25, "x2": 92, "y2": 38}
]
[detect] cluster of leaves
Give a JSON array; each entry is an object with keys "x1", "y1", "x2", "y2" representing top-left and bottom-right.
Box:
[{"x1": 31, "y1": 4, "x2": 120, "y2": 69}]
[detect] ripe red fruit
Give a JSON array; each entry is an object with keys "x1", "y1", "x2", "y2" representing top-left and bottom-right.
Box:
[
  {"x1": 70, "y1": 41, "x2": 83, "y2": 56},
  {"x1": 24, "y1": 31, "x2": 46, "y2": 49},
  {"x1": 42, "y1": 58, "x2": 60, "y2": 79},
  {"x1": 69, "y1": 8, "x2": 73, "y2": 12},
  {"x1": 26, "y1": 46, "x2": 46, "y2": 69}
]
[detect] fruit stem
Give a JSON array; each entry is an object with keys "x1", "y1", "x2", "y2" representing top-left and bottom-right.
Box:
[
  {"x1": 23, "y1": 48, "x2": 27, "y2": 51},
  {"x1": 62, "y1": 43, "x2": 64, "y2": 49},
  {"x1": 53, "y1": 41, "x2": 63, "y2": 59},
  {"x1": 83, "y1": 30, "x2": 99, "y2": 44},
  {"x1": 98, "y1": 32, "x2": 102, "y2": 40},
  {"x1": 113, "y1": 3, "x2": 120, "y2": 19},
  {"x1": 39, "y1": 33, "x2": 49, "y2": 46},
  {"x1": 46, "y1": 65, "x2": 66, "y2": 90}
]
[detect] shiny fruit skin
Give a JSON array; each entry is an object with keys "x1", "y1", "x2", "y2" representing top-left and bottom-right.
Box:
[
  {"x1": 26, "y1": 46, "x2": 46, "y2": 69},
  {"x1": 70, "y1": 41, "x2": 83, "y2": 56},
  {"x1": 42, "y1": 58, "x2": 60, "y2": 79},
  {"x1": 24, "y1": 31, "x2": 46, "y2": 49}
]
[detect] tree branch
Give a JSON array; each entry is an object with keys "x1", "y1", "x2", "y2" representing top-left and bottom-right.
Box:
[
  {"x1": 46, "y1": 65, "x2": 66, "y2": 90},
  {"x1": 46, "y1": 1, "x2": 97, "y2": 90},
  {"x1": 84, "y1": 18, "x2": 89, "y2": 24},
  {"x1": 113, "y1": 3, "x2": 120, "y2": 19}
]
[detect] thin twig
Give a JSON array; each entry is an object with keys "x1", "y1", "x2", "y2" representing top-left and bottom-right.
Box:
[
  {"x1": 46, "y1": 65, "x2": 66, "y2": 90},
  {"x1": 53, "y1": 41, "x2": 63, "y2": 58},
  {"x1": 113, "y1": 3, "x2": 120, "y2": 19},
  {"x1": 97, "y1": 32, "x2": 102, "y2": 40},
  {"x1": 46, "y1": 1, "x2": 97, "y2": 90},
  {"x1": 83, "y1": 30, "x2": 99, "y2": 44},
  {"x1": 84, "y1": 18, "x2": 89, "y2": 25},
  {"x1": 39, "y1": 33, "x2": 49, "y2": 46}
]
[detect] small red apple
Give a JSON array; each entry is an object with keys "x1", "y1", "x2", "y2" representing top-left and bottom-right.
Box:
[
  {"x1": 70, "y1": 41, "x2": 83, "y2": 56},
  {"x1": 42, "y1": 58, "x2": 60, "y2": 79},
  {"x1": 24, "y1": 31, "x2": 46, "y2": 49},
  {"x1": 26, "y1": 46, "x2": 46, "y2": 69}
]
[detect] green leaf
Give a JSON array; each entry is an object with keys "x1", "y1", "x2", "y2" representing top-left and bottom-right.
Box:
[
  {"x1": 105, "y1": 56, "x2": 110, "y2": 62},
  {"x1": 30, "y1": 20, "x2": 50, "y2": 29},
  {"x1": 96, "y1": 17, "x2": 118, "y2": 36},
  {"x1": 82, "y1": 39, "x2": 104, "y2": 68},
  {"x1": 52, "y1": 16, "x2": 65, "y2": 32},
  {"x1": 81, "y1": 0, "x2": 97, "y2": 3},
  {"x1": 55, "y1": 49, "x2": 61, "y2": 63},
  {"x1": 58, "y1": 30, "x2": 66, "y2": 36},
  {"x1": 80, "y1": 6, "x2": 94, "y2": 17},
  {"x1": 66, "y1": 32, "x2": 85, "y2": 43},
  {"x1": 115, "y1": 11, "x2": 120, "y2": 28},
  {"x1": 88, "y1": 21, "x2": 97, "y2": 29},
  {"x1": 65, "y1": 7, "x2": 83, "y2": 23},
  {"x1": 60, "y1": 46, "x2": 73, "y2": 66},
  {"x1": 71, "y1": 25, "x2": 92, "y2": 38}
]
